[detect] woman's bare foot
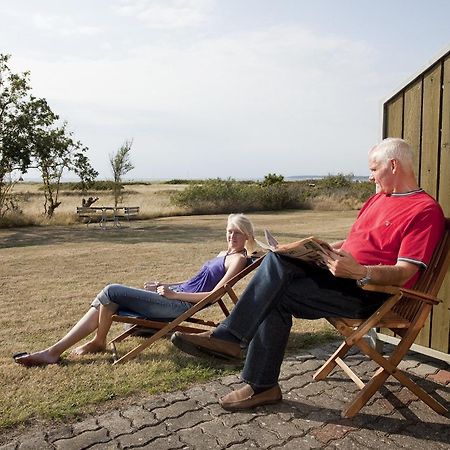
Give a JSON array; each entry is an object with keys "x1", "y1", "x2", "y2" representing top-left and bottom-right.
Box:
[
  {"x1": 14, "y1": 350, "x2": 59, "y2": 367},
  {"x1": 71, "y1": 340, "x2": 106, "y2": 356}
]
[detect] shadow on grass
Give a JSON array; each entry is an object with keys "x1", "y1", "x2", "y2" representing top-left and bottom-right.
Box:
[
  {"x1": 0, "y1": 221, "x2": 218, "y2": 249},
  {"x1": 103, "y1": 330, "x2": 338, "y2": 369}
]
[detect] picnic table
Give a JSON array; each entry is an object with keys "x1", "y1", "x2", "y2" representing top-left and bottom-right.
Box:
[{"x1": 76, "y1": 206, "x2": 139, "y2": 228}]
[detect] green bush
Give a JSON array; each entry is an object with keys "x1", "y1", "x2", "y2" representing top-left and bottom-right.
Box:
[{"x1": 171, "y1": 178, "x2": 307, "y2": 214}]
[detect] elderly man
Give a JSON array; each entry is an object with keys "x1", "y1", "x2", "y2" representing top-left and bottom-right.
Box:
[{"x1": 171, "y1": 138, "x2": 445, "y2": 411}]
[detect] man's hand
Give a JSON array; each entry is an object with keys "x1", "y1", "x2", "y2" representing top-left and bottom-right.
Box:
[
  {"x1": 325, "y1": 249, "x2": 366, "y2": 280},
  {"x1": 325, "y1": 250, "x2": 419, "y2": 286}
]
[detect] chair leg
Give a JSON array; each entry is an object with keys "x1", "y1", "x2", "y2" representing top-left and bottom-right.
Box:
[
  {"x1": 342, "y1": 367, "x2": 391, "y2": 418},
  {"x1": 313, "y1": 341, "x2": 352, "y2": 381},
  {"x1": 344, "y1": 332, "x2": 448, "y2": 417}
]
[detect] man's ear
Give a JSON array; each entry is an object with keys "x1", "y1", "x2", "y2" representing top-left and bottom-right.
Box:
[{"x1": 390, "y1": 158, "x2": 398, "y2": 173}]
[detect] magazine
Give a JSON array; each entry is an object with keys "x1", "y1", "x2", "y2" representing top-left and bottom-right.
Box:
[{"x1": 256, "y1": 229, "x2": 338, "y2": 267}]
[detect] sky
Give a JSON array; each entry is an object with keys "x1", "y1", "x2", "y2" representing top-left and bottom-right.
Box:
[{"x1": 1, "y1": 0, "x2": 450, "y2": 181}]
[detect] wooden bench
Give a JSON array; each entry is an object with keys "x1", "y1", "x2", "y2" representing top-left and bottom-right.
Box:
[
  {"x1": 76, "y1": 207, "x2": 103, "y2": 226},
  {"x1": 115, "y1": 206, "x2": 140, "y2": 223},
  {"x1": 76, "y1": 207, "x2": 116, "y2": 228}
]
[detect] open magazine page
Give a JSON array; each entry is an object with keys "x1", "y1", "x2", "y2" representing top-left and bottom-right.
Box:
[{"x1": 256, "y1": 229, "x2": 337, "y2": 267}]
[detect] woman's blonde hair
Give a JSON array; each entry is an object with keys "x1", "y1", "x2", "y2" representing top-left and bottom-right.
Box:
[{"x1": 227, "y1": 213, "x2": 256, "y2": 254}]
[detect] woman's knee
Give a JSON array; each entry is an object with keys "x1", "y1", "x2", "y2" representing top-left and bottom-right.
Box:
[{"x1": 98, "y1": 283, "x2": 123, "y2": 304}]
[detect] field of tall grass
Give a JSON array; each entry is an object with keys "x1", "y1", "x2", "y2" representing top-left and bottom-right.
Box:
[
  {"x1": 2, "y1": 182, "x2": 189, "y2": 227},
  {"x1": 1, "y1": 176, "x2": 373, "y2": 228}
]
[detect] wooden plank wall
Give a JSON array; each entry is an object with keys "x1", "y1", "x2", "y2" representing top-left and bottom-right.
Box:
[{"x1": 383, "y1": 50, "x2": 450, "y2": 356}]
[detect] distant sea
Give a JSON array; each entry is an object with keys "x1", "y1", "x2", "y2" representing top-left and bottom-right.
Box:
[
  {"x1": 19, "y1": 175, "x2": 369, "y2": 183},
  {"x1": 285, "y1": 175, "x2": 368, "y2": 182}
]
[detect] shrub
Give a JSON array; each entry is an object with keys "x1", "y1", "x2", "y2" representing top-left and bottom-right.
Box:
[{"x1": 171, "y1": 178, "x2": 307, "y2": 213}]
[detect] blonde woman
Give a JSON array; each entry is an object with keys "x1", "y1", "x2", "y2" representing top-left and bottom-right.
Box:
[{"x1": 15, "y1": 213, "x2": 256, "y2": 367}]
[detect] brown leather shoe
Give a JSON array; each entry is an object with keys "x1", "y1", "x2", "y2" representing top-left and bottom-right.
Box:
[
  {"x1": 219, "y1": 384, "x2": 282, "y2": 411},
  {"x1": 171, "y1": 331, "x2": 244, "y2": 363}
]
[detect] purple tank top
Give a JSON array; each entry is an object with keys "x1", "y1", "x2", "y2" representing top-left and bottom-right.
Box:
[{"x1": 178, "y1": 255, "x2": 227, "y2": 293}]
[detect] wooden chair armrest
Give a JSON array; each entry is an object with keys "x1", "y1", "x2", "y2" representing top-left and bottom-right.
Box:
[
  {"x1": 362, "y1": 284, "x2": 400, "y2": 295},
  {"x1": 362, "y1": 284, "x2": 441, "y2": 305}
]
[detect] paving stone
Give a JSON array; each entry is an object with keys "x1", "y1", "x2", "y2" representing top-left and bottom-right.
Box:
[
  {"x1": 405, "y1": 399, "x2": 450, "y2": 425},
  {"x1": 398, "y1": 359, "x2": 420, "y2": 372},
  {"x1": 227, "y1": 441, "x2": 257, "y2": 449},
  {"x1": 183, "y1": 385, "x2": 223, "y2": 406},
  {"x1": 205, "y1": 402, "x2": 229, "y2": 418},
  {"x1": 166, "y1": 408, "x2": 213, "y2": 432},
  {"x1": 139, "y1": 433, "x2": 185, "y2": 449},
  {"x1": 200, "y1": 420, "x2": 245, "y2": 447},
  {"x1": 304, "y1": 406, "x2": 342, "y2": 424},
  {"x1": 220, "y1": 411, "x2": 261, "y2": 428},
  {"x1": 311, "y1": 422, "x2": 356, "y2": 444},
  {"x1": 435, "y1": 385, "x2": 450, "y2": 403},
  {"x1": 153, "y1": 398, "x2": 200, "y2": 421},
  {"x1": 96, "y1": 410, "x2": 134, "y2": 438},
  {"x1": 409, "y1": 363, "x2": 440, "y2": 378},
  {"x1": 121, "y1": 405, "x2": 159, "y2": 428},
  {"x1": 348, "y1": 430, "x2": 397, "y2": 449},
  {"x1": 297, "y1": 380, "x2": 331, "y2": 398},
  {"x1": 53, "y1": 428, "x2": 110, "y2": 450},
  {"x1": 388, "y1": 425, "x2": 450, "y2": 449},
  {"x1": 233, "y1": 422, "x2": 280, "y2": 448},
  {"x1": 279, "y1": 374, "x2": 310, "y2": 391},
  {"x1": 254, "y1": 415, "x2": 306, "y2": 440},
  {"x1": 365, "y1": 397, "x2": 397, "y2": 416},
  {"x1": 0, "y1": 443, "x2": 17, "y2": 450},
  {"x1": 428, "y1": 369, "x2": 450, "y2": 385},
  {"x1": 116, "y1": 423, "x2": 168, "y2": 449},
  {"x1": 46, "y1": 425, "x2": 74, "y2": 443},
  {"x1": 270, "y1": 434, "x2": 323, "y2": 449},
  {"x1": 17, "y1": 432, "x2": 52, "y2": 450},
  {"x1": 220, "y1": 374, "x2": 241, "y2": 386},
  {"x1": 282, "y1": 394, "x2": 321, "y2": 416},
  {"x1": 309, "y1": 392, "x2": 347, "y2": 411},
  {"x1": 71, "y1": 416, "x2": 99, "y2": 434},
  {"x1": 141, "y1": 395, "x2": 171, "y2": 411},
  {"x1": 87, "y1": 442, "x2": 120, "y2": 450},
  {"x1": 177, "y1": 426, "x2": 219, "y2": 449}
]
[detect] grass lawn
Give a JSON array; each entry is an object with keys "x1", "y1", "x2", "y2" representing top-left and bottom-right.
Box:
[{"x1": 0, "y1": 210, "x2": 357, "y2": 436}]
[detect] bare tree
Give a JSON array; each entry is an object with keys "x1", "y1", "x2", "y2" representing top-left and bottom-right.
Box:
[{"x1": 109, "y1": 140, "x2": 134, "y2": 207}]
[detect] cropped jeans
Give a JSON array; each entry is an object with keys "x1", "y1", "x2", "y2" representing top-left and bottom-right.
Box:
[
  {"x1": 215, "y1": 252, "x2": 387, "y2": 389},
  {"x1": 91, "y1": 284, "x2": 192, "y2": 319}
]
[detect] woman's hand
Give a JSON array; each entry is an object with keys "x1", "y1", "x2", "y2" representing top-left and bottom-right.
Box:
[
  {"x1": 325, "y1": 249, "x2": 366, "y2": 280},
  {"x1": 157, "y1": 285, "x2": 177, "y2": 299},
  {"x1": 144, "y1": 281, "x2": 159, "y2": 292}
]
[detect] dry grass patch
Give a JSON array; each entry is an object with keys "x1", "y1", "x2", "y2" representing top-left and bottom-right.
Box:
[
  {"x1": 0, "y1": 211, "x2": 356, "y2": 434},
  {"x1": 7, "y1": 182, "x2": 187, "y2": 225}
]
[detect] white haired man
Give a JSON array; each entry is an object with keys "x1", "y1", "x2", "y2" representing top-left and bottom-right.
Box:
[{"x1": 172, "y1": 138, "x2": 445, "y2": 411}]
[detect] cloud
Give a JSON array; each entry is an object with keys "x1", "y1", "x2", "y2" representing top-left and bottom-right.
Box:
[
  {"x1": 32, "y1": 13, "x2": 102, "y2": 37},
  {"x1": 15, "y1": 23, "x2": 383, "y2": 178},
  {"x1": 112, "y1": 0, "x2": 214, "y2": 29}
]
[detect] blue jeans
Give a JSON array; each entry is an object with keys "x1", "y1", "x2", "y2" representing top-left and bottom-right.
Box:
[
  {"x1": 91, "y1": 284, "x2": 192, "y2": 319},
  {"x1": 216, "y1": 252, "x2": 387, "y2": 388}
]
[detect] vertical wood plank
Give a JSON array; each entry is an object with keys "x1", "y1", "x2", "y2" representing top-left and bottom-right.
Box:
[
  {"x1": 416, "y1": 63, "x2": 442, "y2": 347},
  {"x1": 403, "y1": 80, "x2": 423, "y2": 179},
  {"x1": 420, "y1": 64, "x2": 442, "y2": 198},
  {"x1": 385, "y1": 95, "x2": 404, "y2": 138},
  {"x1": 431, "y1": 55, "x2": 450, "y2": 353}
]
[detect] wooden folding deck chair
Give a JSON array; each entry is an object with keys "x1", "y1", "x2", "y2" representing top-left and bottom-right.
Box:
[
  {"x1": 313, "y1": 217, "x2": 450, "y2": 418},
  {"x1": 109, "y1": 255, "x2": 265, "y2": 364}
]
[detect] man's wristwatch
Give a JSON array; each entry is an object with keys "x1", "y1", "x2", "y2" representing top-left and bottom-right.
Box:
[{"x1": 356, "y1": 266, "x2": 372, "y2": 287}]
